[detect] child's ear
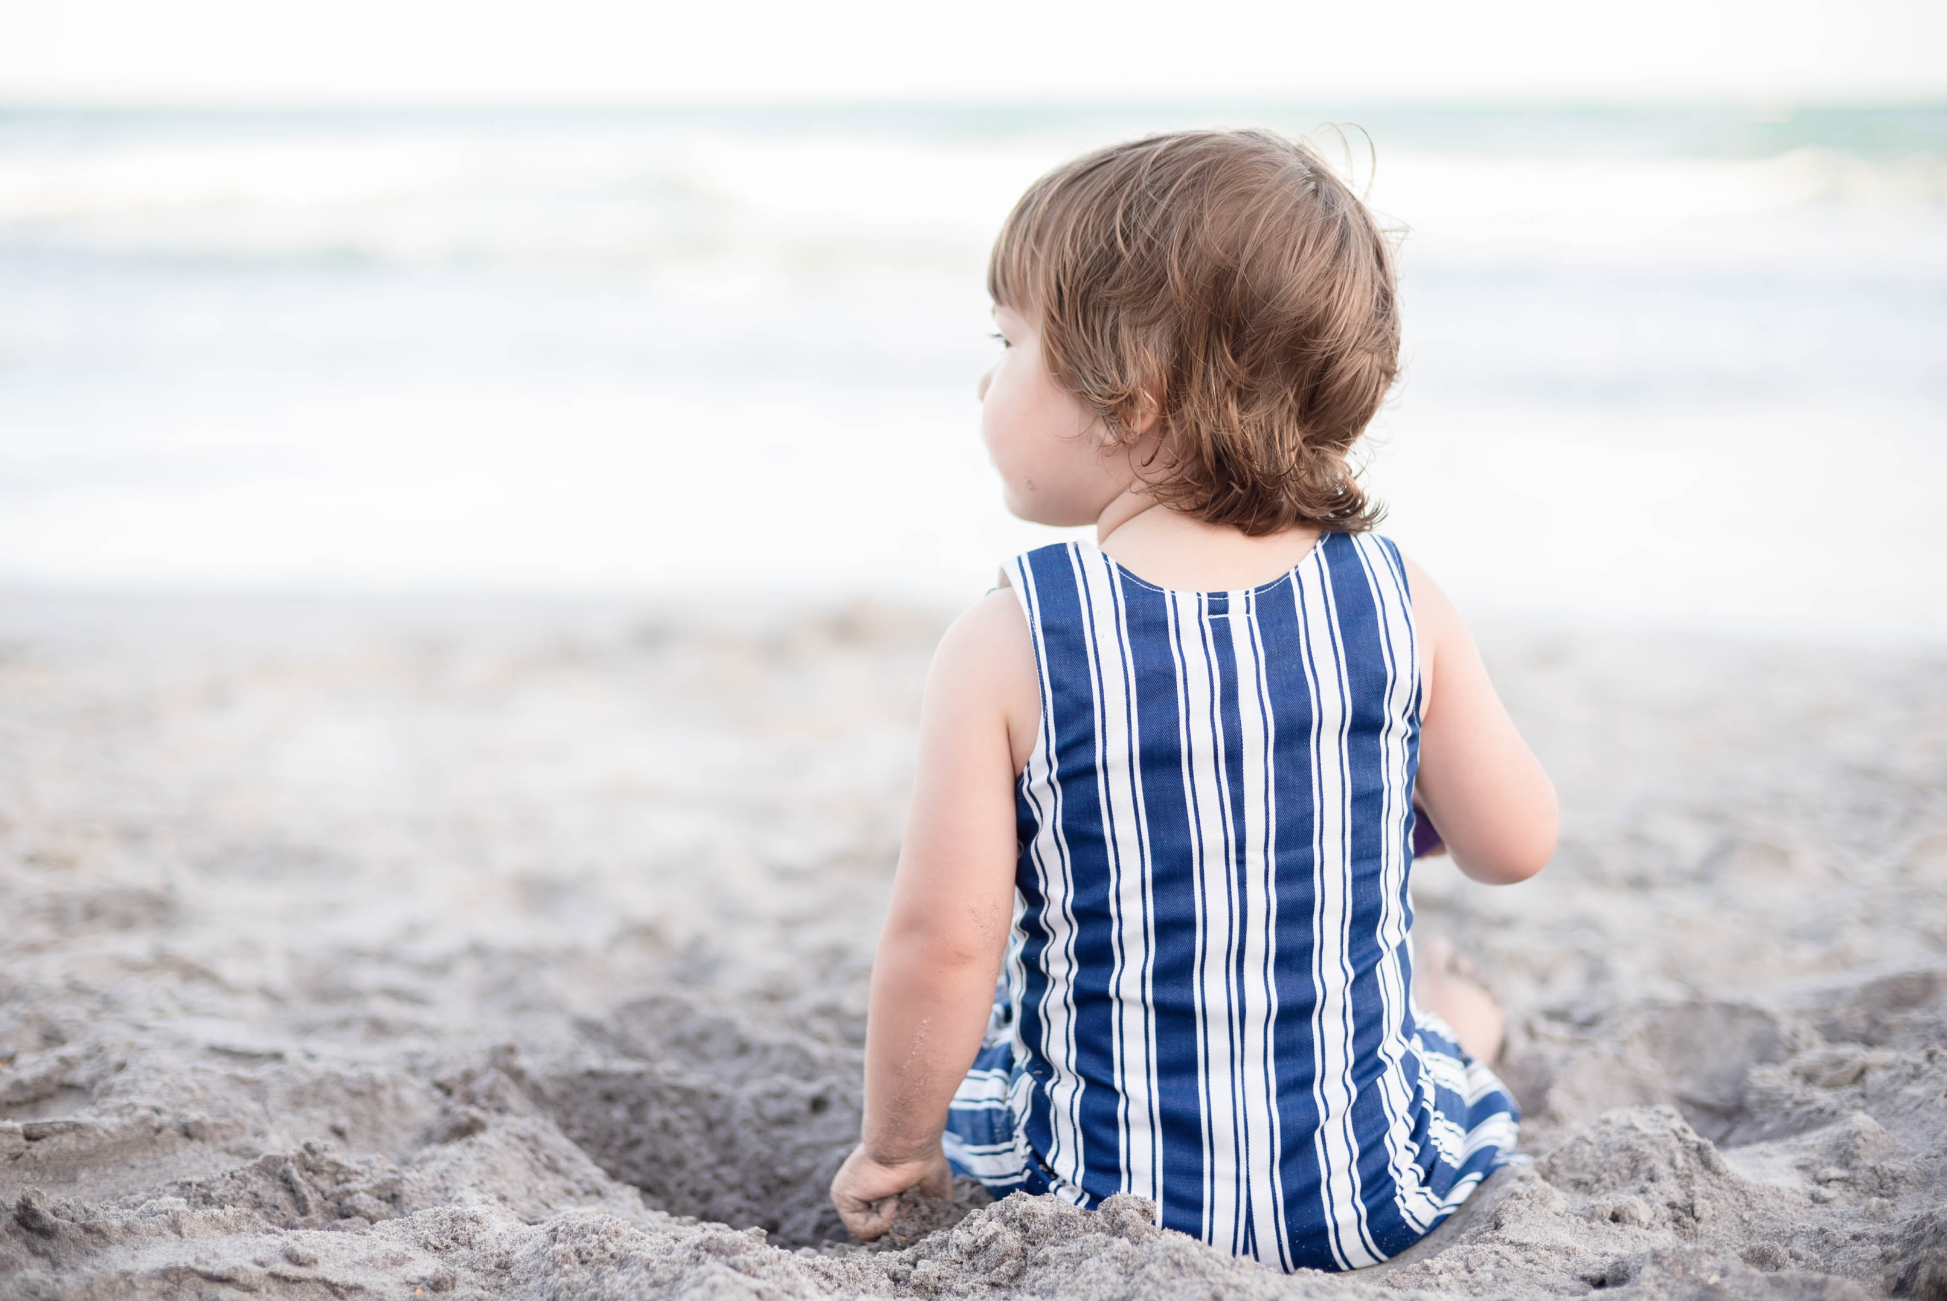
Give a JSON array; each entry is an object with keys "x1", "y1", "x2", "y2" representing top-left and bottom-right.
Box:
[{"x1": 1100, "y1": 391, "x2": 1161, "y2": 448}]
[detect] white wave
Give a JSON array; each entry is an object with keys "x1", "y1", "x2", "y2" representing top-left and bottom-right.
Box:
[{"x1": 2, "y1": 117, "x2": 1941, "y2": 274}]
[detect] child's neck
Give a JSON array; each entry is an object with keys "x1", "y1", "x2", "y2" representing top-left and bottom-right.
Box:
[{"x1": 1094, "y1": 493, "x2": 1324, "y2": 594}]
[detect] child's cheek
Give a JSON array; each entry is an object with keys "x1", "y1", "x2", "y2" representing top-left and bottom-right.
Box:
[
  {"x1": 980, "y1": 408, "x2": 1024, "y2": 492},
  {"x1": 978, "y1": 393, "x2": 1006, "y2": 466}
]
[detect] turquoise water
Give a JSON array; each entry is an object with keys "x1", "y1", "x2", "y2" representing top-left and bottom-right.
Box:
[{"x1": 5, "y1": 101, "x2": 1943, "y2": 156}]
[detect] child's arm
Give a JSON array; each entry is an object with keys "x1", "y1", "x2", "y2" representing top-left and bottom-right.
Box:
[
  {"x1": 1404, "y1": 557, "x2": 1558, "y2": 885},
  {"x1": 829, "y1": 591, "x2": 1029, "y2": 1239}
]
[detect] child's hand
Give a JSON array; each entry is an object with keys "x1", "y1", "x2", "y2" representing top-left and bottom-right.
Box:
[{"x1": 829, "y1": 1144, "x2": 954, "y2": 1240}]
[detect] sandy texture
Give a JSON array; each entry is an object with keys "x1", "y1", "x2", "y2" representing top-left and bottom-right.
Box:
[{"x1": 1, "y1": 594, "x2": 1942, "y2": 1300}]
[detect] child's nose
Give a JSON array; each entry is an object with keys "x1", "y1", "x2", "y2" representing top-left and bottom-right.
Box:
[{"x1": 976, "y1": 369, "x2": 993, "y2": 402}]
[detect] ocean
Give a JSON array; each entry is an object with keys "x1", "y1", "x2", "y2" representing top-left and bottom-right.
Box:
[{"x1": 1, "y1": 102, "x2": 1942, "y2": 641}]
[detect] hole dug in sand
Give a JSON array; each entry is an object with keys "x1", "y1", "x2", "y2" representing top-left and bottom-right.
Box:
[
  {"x1": 525, "y1": 992, "x2": 995, "y2": 1249},
  {"x1": 530, "y1": 992, "x2": 875, "y2": 1246}
]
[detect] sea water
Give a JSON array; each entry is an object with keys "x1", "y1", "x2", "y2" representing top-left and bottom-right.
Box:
[{"x1": 1, "y1": 103, "x2": 1942, "y2": 642}]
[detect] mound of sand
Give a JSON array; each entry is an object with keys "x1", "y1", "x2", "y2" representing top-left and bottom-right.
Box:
[{"x1": 1, "y1": 595, "x2": 1942, "y2": 1299}]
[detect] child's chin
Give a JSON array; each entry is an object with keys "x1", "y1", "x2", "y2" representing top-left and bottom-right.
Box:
[{"x1": 1004, "y1": 496, "x2": 1084, "y2": 529}]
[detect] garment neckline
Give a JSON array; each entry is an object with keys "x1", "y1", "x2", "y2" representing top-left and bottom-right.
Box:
[{"x1": 1076, "y1": 531, "x2": 1335, "y2": 599}]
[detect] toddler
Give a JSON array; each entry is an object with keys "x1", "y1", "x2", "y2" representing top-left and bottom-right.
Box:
[{"x1": 829, "y1": 129, "x2": 1557, "y2": 1271}]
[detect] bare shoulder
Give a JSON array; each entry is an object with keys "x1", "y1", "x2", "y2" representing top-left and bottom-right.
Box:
[
  {"x1": 936, "y1": 587, "x2": 1027, "y2": 662},
  {"x1": 1398, "y1": 552, "x2": 1459, "y2": 643},
  {"x1": 931, "y1": 588, "x2": 1040, "y2": 773}
]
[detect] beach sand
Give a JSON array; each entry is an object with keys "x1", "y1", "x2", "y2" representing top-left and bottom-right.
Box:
[{"x1": 1, "y1": 593, "x2": 1942, "y2": 1300}]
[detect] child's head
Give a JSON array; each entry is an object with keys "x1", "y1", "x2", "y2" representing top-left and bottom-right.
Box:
[{"x1": 984, "y1": 129, "x2": 1398, "y2": 536}]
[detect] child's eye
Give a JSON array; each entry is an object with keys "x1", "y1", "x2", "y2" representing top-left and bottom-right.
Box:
[{"x1": 990, "y1": 332, "x2": 1010, "y2": 348}]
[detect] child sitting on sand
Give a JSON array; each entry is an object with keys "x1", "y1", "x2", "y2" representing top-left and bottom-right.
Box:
[{"x1": 829, "y1": 129, "x2": 1557, "y2": 1271}]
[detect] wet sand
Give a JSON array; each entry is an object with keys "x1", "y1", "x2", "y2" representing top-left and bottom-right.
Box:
[{"x1": 1, "y1": 593, "x2": 1942, "y2": 1299}]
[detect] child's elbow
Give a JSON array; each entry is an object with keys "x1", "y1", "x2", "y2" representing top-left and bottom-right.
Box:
[
  {"x1": 1456, "y1": 837, "x2": 1552, "y2": 885},
  {"x1": 1486, "y1": 832, "x2": 1555, "y2": 884},
  {"x1": 1458, "y1": 789, "x2": 1558, "y2": 885}
]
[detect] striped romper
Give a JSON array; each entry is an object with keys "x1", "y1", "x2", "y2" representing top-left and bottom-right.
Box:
[{"x1": 941, "y1": 532, "x2": 1519, "y2": 1272}]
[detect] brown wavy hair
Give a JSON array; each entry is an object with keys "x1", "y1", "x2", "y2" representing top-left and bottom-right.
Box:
[{"x1": 988, "y1": 129, "x2": 1399, "y2": 535}]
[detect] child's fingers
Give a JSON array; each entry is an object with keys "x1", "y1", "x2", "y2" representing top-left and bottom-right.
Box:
[
  {"x1": 829, "y1": 1146, "x2": 957, "y2": 1240},
  {"x1": 829, "y1": 1146, "x2": 918, "y2": 1239},
  {"x1": 835, "y1": 1192, "x2": 900, "y2": 1241}
]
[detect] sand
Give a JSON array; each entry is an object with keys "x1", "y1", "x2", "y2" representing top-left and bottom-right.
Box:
[{"x1": 1, "y1": 592, "x2": 1942, "y2": 1300}]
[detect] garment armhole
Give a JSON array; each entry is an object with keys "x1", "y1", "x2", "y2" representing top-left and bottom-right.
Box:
[{"x1": 1001, "y1": 555, "x2": 1049, "y2": 782}]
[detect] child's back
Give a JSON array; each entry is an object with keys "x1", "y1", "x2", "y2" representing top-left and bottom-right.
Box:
[
  {"x1": 830, "y1": 129, "x2": 1556, "y2": 1271},
  {"x1": 950, "y1": 533, "x2": 1516, "y2": 1269}
]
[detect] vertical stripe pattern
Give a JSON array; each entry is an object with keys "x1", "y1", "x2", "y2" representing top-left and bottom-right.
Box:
[{"x1": 943, "y1": 533, "x2": 1519, "y2": 1271}]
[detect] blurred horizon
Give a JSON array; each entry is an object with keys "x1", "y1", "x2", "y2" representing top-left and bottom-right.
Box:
[{"x1": 5, "y1": 97, "x2": 1944, "y2": 146}]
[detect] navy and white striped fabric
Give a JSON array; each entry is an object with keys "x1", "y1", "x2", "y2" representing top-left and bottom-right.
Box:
[{"x1": 940, "y1": 533, "x2": 1519, "y2": 1272}]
